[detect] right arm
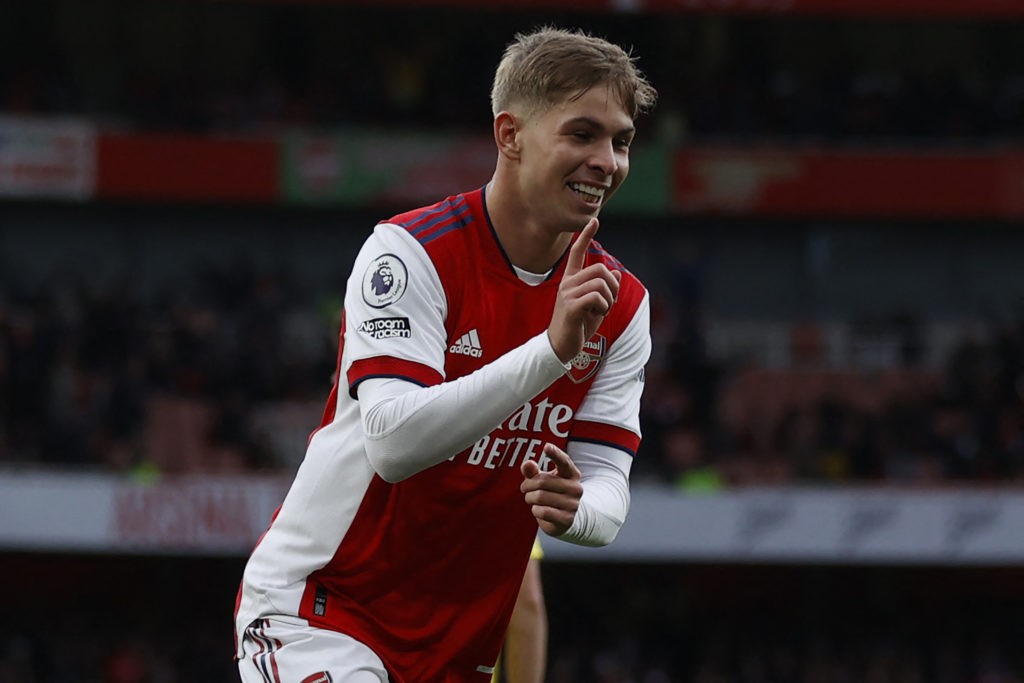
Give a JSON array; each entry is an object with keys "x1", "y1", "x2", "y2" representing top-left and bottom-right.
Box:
[
  {"x1": 358, "y1": 334, "x2": 567, "y2": 482},
  {"x1": 350, "y1": 218, "x2": 618, "y2": 483}
]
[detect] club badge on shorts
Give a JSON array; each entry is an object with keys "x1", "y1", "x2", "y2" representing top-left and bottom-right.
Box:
[
  {"x1": 567, "y1": 333, "x2": 605, "y2": 384},
  {"x1": 300, "y1": 673, "x2": 333, "y2": 683},
  {"x1": 362, "y1": 254, "x2": 408, "y2": 308}
]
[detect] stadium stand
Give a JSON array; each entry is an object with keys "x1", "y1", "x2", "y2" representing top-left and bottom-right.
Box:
[{"x1": 2, "y1": 1, "x2": 1024, "y2": 681}]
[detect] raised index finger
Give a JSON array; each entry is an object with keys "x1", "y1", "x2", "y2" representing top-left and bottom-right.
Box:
[
  {"x1": 565, "y1": 218, "x2": 599, "y2": 277},
  {"x1": 542, "y1": 443, "x2": 581, "y2": 480}
]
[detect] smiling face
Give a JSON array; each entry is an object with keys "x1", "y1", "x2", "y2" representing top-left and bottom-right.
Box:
[{"x1": 515, "y1": 84, "x2": 635, "y2": 235}]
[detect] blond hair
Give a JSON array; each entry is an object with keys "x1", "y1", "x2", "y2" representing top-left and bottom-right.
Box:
[{"x1": 491, "y1": 26, "x2": 658, "y2": 121}]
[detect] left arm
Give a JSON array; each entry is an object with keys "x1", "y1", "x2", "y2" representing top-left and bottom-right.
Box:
[
  {"x1": 520, "y1": 441, "x2": 630, "y2": 547},
  {"x1": 560, "y1": 441, "x2": 631, "y2": 546}
]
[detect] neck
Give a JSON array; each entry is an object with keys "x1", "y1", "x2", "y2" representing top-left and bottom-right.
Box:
[{"x1": 485, "y1": 179, "x2": 573, "y2": 273}]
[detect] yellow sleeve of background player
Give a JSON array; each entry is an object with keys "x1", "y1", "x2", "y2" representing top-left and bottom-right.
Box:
[{"x1": 494, "y1": 538, "x2": 544, "y2": 683}]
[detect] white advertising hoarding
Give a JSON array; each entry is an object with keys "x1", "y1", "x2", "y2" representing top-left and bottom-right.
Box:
[
  {"x1": 0, "y1": 116, "x2": 97, "y2": 199},
  {"x1": 2, "y1": 472, "x2": 1024, "y2": 564}
]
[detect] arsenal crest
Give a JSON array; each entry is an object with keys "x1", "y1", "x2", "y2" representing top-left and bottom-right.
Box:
[
  {"x1": 567, "y1": 334, "x2": 605, "y2": 384},
  {"x1": 300, "y1": 674, "x2": 333, "y2": 683}
]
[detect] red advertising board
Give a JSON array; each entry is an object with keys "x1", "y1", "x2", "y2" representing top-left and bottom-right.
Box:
[
  {"x1": 97, "y1": 133, "x2": 278, "y2": 204},
  {"x1": 6, "y1": 122, "x2": 1013, "y2": 219},
  {"x1": 673, "y1": 146, "x2": 1024, "y2": 219}
]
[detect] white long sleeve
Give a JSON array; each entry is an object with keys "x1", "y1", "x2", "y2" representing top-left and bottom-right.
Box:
[
  {"x1": 357, "y1": 332, "x2": 568, "y2": 482},
  {"x1": 556, "y1": 441, "x2": 632, "y2": 547}
]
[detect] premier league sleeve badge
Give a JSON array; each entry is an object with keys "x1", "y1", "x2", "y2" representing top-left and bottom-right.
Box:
[{"x1": 362, "y1": 254, "x2": 408, "y2": 309}]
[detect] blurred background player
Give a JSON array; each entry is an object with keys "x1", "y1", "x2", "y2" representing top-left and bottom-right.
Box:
[{"x1": 495, "y1": 539, "x2": 547, "y2": 683}]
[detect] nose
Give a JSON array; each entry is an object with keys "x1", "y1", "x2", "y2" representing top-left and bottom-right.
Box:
[{"x1": 588, "y1": 139, "x2": 618, "y2": 176}]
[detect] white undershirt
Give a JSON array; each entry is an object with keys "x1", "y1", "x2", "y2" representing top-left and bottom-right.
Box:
[{"x1": 511, "y1": 264, "x2": 550, "y2": 287}]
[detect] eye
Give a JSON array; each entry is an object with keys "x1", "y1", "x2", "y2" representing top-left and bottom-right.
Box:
[
  {"x1": 571, "y1": 131, "x2": 593, "y2": 142},
  {"x1": 614, "y1": 137, "x2": 632, "y2": 151}
]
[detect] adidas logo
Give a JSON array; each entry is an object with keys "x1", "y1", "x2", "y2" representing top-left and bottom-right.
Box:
[{"x1": 449, "y1": 329, "x2": 483, "y2": 358}]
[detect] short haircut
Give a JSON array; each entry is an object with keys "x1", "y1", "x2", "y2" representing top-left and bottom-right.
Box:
[{"x1": 491, "y1": 26, "x2": 658, "y2": 121}]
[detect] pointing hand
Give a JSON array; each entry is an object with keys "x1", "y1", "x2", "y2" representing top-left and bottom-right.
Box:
[
  {"x1": 520, "y1": 443, "x2": 583, "y2": 537},
  {"x1": 547, "y1": 218, "x2": 621, "y2": 364}
]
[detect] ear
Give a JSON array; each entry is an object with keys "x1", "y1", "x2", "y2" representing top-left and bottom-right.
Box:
[{"x1": 493, "y1": 111, "x2": 522, "y2": 161}]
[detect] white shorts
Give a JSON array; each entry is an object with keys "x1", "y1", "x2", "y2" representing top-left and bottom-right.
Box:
[{"x1": 237, "y1": 616, "x2": 390, "y2": 683}]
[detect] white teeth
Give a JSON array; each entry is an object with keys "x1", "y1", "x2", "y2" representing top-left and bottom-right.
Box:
[{"x1": 569, "y1": 182, "x2": 605, "y2": 200}]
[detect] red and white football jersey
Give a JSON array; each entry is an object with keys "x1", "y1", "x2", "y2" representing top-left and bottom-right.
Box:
[{"x1": 236, "y1": 187, "x2": 650, "y2": 682}]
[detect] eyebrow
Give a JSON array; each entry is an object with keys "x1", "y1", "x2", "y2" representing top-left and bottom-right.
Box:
[{"x1": 563, "y1": 116, "x2": 636, "y2": 138}]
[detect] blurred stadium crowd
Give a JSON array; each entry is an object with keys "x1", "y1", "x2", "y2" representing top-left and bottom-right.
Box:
[
  {"x1": 1, "y1": 555, "x2": 1022, "y2": 682},
  {"x1": 3, "y1": 3, "x2": 1024, "y2": 142},
  {"x1": 2, "y1": 251, "x2": 1023, "y2": 487},
  {"x1": 1, "y1": 2, "x2": 1024, "y2": 487},
  {"x1": 3, "y1": 2, "x2": 1024, "y2": 683}
]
